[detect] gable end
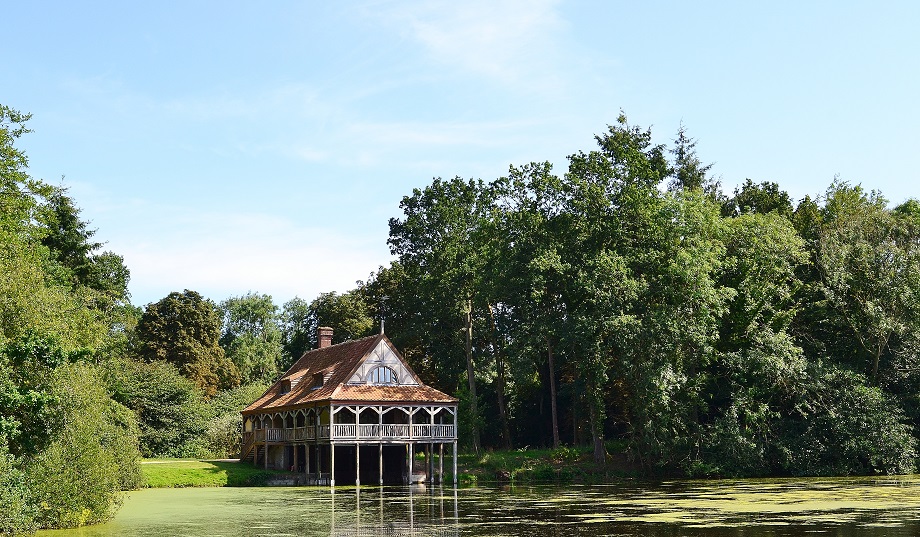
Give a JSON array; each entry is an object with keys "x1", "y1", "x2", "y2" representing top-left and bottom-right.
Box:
[{"x1": 347, "y1": 339, "x2": 420, "y2": 386}]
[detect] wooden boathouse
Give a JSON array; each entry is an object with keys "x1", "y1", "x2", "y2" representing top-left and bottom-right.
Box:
[{"x1": 241, "y1": 327, "x2": 459, "y2": 486}]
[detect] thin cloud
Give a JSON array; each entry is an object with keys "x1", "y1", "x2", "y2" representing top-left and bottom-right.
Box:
[{"x1": 371, "y1": 0, "x2": 566, "y2": 90}]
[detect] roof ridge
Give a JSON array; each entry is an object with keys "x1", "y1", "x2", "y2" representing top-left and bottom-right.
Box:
[{"x1": 301, "y1": 333, "x2": 382, "y2": 354}]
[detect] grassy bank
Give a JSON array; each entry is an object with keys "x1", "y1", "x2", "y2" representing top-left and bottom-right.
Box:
[
  {"x1": 454, "y1": 442, "x2": 639, "y2": 485},
  {"x1": 141, "y1": 443, "x2": 636, "y2": 488},
  {"x1": 141, "y1": 459, "x2": 289, "y2": 487}
]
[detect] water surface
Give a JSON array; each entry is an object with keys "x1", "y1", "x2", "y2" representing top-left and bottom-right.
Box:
[{"x1": 37, "y1": 476, "x2": 920, "y2": 536}]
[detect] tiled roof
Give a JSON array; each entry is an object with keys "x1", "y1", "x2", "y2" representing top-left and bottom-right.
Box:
[
  {"x1": 333, "y1": 384, "x2": 457, "y2": 404},
  {"x1": 242, "y1": 334, "x2": 456, "y2": 414}
]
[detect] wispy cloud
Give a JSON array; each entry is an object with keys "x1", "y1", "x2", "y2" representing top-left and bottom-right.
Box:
[{"x1": 369, "y1": 0, "x2": 566, "y2": 90}]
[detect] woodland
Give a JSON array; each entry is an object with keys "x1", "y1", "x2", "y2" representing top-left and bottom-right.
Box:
[{"x1": 3, "y1": 104, "x2": 920, "y2": 532}]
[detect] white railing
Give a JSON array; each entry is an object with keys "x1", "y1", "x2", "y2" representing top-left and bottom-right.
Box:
[
  {"x1": 331, "y1": 423, "x2": 455, "y2": 440},
  {"x1": 256, "y1": 424, "x2": 455, "y2": 442}
]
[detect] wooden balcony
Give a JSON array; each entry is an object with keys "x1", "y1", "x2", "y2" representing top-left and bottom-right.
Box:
[{"x1": 246, "y1": 423, "x2": 456, "y2": 445}]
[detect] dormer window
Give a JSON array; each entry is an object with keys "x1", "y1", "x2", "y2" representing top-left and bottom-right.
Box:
[
  {"x1": 369, "y1": 366, "x2": 398, "y2": 385},
  {"x1": 280, "y1": 379, "x2": 292, "y2": 394},
  {"x1": 311, "y1": 372, "x2": 325, "y2": 390}
]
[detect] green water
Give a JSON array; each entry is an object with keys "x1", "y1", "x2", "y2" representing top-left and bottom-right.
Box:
[{"x1": 36, "y1": 476, "x2": 920, "y2": 536}]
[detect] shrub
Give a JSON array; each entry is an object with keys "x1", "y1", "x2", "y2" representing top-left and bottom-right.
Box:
[
  {"x1": 780, "y1": 367, "x2": 917, "y2": 476},
  {"x1": 200, "y1": 382, "x2": 269, "y2": 458},
  {"x1": 0, "y1": 447, "x2": 34, "y2": 535},
  {"x1": 106, "y1": 358, "x2": 208, "y2": 457},
  {"x1": 26, "y1": 362, "x2": 141, "y2": 529}
]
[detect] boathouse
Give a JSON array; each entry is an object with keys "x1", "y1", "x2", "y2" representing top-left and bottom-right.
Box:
[{"x1": 241, "y1": 327, "x2": 459, "y2": 485}]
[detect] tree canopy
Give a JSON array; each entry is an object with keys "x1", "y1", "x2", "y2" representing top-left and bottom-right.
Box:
[{"x1": 134, "y1": 290, "x2": 241, "y2": 396}]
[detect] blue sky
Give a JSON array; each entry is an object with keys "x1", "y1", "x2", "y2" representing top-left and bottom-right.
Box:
[{"x1": 5, "y1": 1, "x2": 918, "y2": 307}]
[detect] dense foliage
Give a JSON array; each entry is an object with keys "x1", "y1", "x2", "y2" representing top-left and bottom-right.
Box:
[
  {"x1": 372, "y1": 114, "x2": 920, "y2": 477},
  {"x1": 0, "y1": 105, "x2": 141, "y2": 534}
]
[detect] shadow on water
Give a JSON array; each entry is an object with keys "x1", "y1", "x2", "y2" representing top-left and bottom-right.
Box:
[{"x1": 35, "y1": 476, "x2": 920, "y2": 537}]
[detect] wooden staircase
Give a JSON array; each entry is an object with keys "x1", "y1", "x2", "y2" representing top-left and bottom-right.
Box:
[{"x1": 241, "y1": 431, "x2": 259, "y2": 464}]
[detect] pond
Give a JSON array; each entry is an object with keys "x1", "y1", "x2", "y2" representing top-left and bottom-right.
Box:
[{"x1": 37, "y1": 476, "x2": 920, "y2": 536}]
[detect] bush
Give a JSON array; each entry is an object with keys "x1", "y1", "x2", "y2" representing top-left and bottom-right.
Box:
[
  {"x1": 780, "y1": 367, "x2": 917, "y2": 476},
  {"x1": 26, "y1": 362, "x2": 141, "y2": 529},
  {"x1": 200, "y1": 382, "x2": 269, "y2": 458},
  {"x1": 0, "y1": 448, "x2": 34, "y2": 535},
  {"x1": 106, "y1": 358, "x2": 209, "y2": 458}
]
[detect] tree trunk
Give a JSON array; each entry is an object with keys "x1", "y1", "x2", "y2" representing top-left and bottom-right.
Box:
[
  {"x1": 487, "y1": 304, "x2": 512, "y2": 449},
  {"x1": 870, "y1": 333, "x2": 889, "y2": 385},
  {"x1": 464, "y1": 298, "x2": 481, "y2": 455},
  {"x1": 589, "y1": 398, "x2": 606, "y2": 465},
  {"x1": 546, "y1": 337, "x2": 561, "y2": 449}
]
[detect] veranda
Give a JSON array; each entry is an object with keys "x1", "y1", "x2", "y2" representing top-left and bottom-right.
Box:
[{"x1": 242, "y1": 402, "x2": 458, "y2": 486}]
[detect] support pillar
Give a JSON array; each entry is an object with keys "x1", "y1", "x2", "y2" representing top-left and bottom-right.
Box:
[
  {"x1": 330, "y1": 443, "x2": 336, "y2": 487},
  {"x1": 425, "y1": 443, "x2": 432, "y2": 484},
  {"x1": 439, "y1": 443, "x2": 444, "y2": 484},
  {"x1": 293, "y1": 443, "x2": 299, "y2": 474},
  {"x1": 264, "y1": 435, "x2": 269, "y2": 470},
  {"x1": 452, "y1": 441, "x2": 458, "y2": 485},
  {"x1": 406, "y1": 442, "x2": 414, "y2": 485},
  {"x1": 355, "y1": 442, "x2": 360, "y2": 486},
  {"x1": 379, "y1": 443, "x2": 384, "y2": 485}
]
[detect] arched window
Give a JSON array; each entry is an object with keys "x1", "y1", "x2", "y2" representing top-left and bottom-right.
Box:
[{"x1": 368, "y1": 366, "x2": 398, "y2": 385}]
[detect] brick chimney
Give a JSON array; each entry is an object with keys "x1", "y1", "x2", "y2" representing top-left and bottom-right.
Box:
[{"x1": 317, "y1": 326, "x2": 334, "y2": 349}]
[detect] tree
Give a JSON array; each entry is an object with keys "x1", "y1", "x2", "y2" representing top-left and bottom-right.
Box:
[
  {"x1": 668, "y1": 123, "x2": 716, "y2": 195},
  {"x1": 134, "y1": 290, "x2": 241, "y2": 396},
  {"x1": 558, "y1": 113, "x2": 672, "y2": 464},
  {"x1": 489, "y1": 162, "x2": 569, "y2": 448},
  {"x1": 389, "y1": 177, "x2": 494, "y2": 454},
  {"x1": 307, "y1": 291, "x2": 375, "y2": 344},
  {"x1": 219, "y1": 292, "x2": 283, "y2": 384},
  {"x1": 0, "y1": 103, "x2": 142, "y2": 531},
  {"x1": 280, "y1": 297, "x2": 312, "y2": 369},
  {"x1": 0, "y1": 334, "x2": 72, "y2": 458},
  {"x1": 722, "y1": 179, "x2": 793, "y2": 218},
  {"x1": 38, "y1": 186, "x2": 101, "y2": 286},
  {"x1": 35, "y1": 186, "x2": 132, "y2": 306},
  {"x1": 0, "y1": 336, "x2": 141, "y2": 530},
  {"x1": 26, "y1": 362, "x2": 141, "y2": 529},
  {"x1": 105, "y1": 357, "x2": 209, "y2": 458},
  {"x1": 0, "y1": 105, "x2": 42, "y2": 244},
  {"x1": 816, "y1": 181, "x2": 920, "y2": 385}
]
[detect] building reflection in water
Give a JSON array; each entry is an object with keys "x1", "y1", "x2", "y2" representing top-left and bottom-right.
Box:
[{"x1": 329, "y1": 484, "x2": 460, "y2": 537}]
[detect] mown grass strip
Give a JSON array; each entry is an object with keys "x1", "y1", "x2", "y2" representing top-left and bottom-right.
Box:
[{"x1": 141, "y1": 459, "x2": 288, "y2": 488}]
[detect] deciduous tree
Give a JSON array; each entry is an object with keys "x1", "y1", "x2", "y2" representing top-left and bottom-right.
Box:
[{"x1": 134, "y1": 290, "x2": 240, "y2": 396}]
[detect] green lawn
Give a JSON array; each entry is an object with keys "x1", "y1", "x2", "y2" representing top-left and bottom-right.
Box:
[{"x1": 141, "y1": 459, "x2": 289, "y2": 488}]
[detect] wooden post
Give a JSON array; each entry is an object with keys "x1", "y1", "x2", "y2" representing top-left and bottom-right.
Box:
[
  {"x1": 264, "y1": 427, "x2": 269, "y2": 470},
  {"x1": 306, "y1": 444, "x2": 311, "y2": 480},
  {"x1": 439, "y1": 443, "x2": 444, "y2": 484},
  {"x1": 379, "y1": 443, "x2": 384, "y2": 485},
  {"x1": 293, "y1": 443, "x2": 298, "y2": 475},
  {"x1": 425, "y1": 442, "x2": 431, "y2": 484},
  {"x1": 355, "y1": 442, "x2": 360, "y2": 486},
  {"x1": 330, "y1": 443, "x2": 336, "y2": 487},
  {"x1": 452, "y1": 441, "x2": 457, "y2": 485},
  {"x1": 409, "y1": 442, "x2": 414, "y2": 483}
]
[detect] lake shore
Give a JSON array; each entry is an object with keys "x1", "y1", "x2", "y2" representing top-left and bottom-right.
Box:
[{"x1": 140, "y1": 445, "x2": 642, "y2": 488}]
